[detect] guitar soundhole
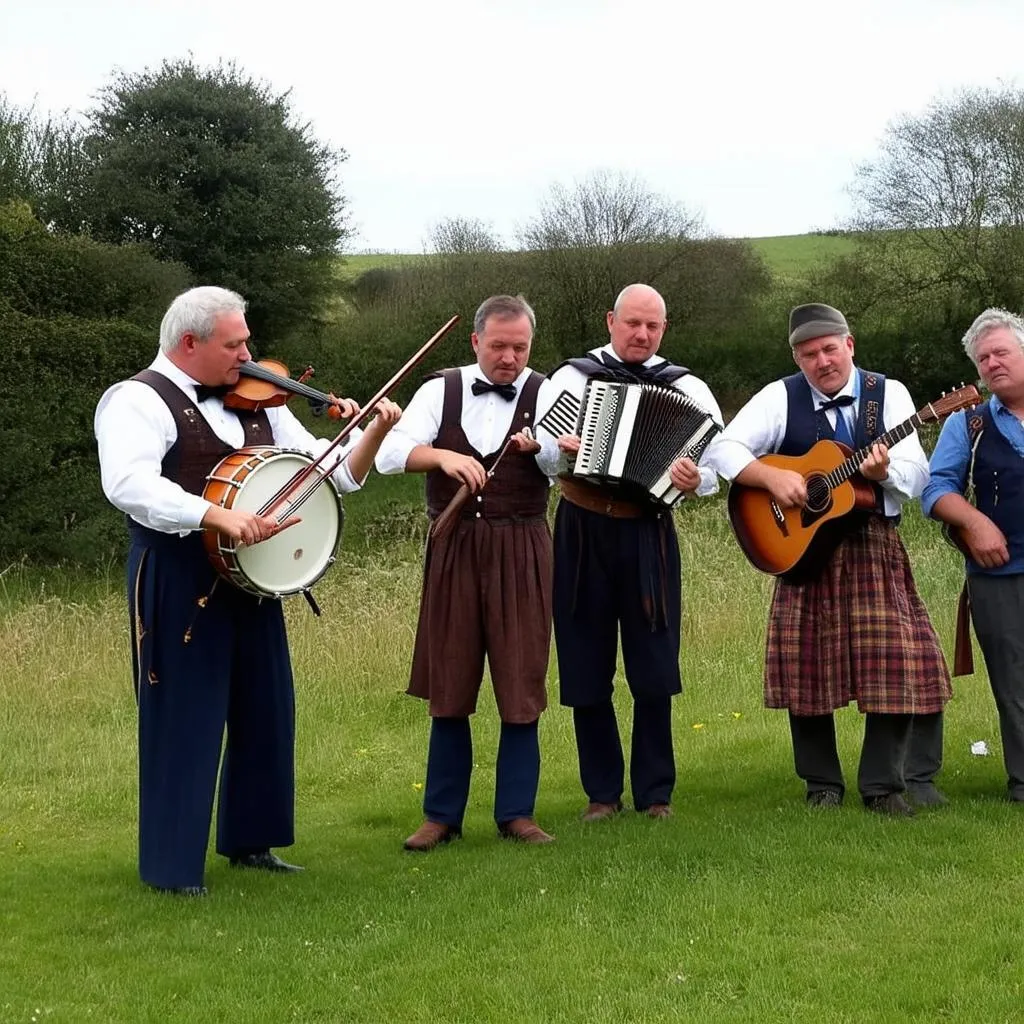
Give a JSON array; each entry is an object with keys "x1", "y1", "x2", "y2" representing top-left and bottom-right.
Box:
[{"x1": 804, "y1": 474, "x2": 831, "y2": 515}]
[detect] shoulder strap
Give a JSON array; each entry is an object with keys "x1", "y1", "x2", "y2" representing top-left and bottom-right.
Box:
[{"x1": 439, "y1": 367, "x2": 463, "y2": 429}]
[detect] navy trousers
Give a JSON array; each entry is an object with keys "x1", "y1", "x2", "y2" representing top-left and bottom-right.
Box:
[
  {"x1": 423, "y1": 717, "x2": 541, "y2": 827},
  {"x1": 129, "y1": 528, "x2": 295, "y2": 889},
  {"x1": 553, "y1": 501, "x2": 682, "y2": 808}
]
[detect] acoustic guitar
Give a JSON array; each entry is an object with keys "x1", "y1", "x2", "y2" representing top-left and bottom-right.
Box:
[{"x1": 727, "y1": 384, "x2": 981, "y2": 578}]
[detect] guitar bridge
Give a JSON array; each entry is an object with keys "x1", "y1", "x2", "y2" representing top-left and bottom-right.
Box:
[{"x1": 770, "y1": 500, "x2": 789, "y2": 537}]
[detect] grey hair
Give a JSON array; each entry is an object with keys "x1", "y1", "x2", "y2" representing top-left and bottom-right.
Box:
[
  {"x1": 612, "y1": 283, "x2": 666, "y2": 319},
  {"x1": 159, "y1": 286, "x2": 247, "y2": 353},
  {"x1": 962, "y1": 307, "x2": 1024, "y2": 363},
  {"x1": 473, "y1": 294, "x2": 535, "y2": 337}
]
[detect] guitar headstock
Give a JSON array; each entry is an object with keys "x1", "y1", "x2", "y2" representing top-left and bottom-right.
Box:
[{"x1": 920, "y1": 383, "x2": 982, "y2": 423}]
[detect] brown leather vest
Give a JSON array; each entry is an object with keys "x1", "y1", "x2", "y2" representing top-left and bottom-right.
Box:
[
  {"x1": 424, "y1": 368, "x2": 550, "y2": 521},
  {"x1": 133, "y1": 369, "x2": 272, "y2": 495}
]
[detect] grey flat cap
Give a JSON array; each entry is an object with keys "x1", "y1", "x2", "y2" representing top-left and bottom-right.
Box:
[{"x1": 789, "y1": 303, "x2": 850, "y2": 347}]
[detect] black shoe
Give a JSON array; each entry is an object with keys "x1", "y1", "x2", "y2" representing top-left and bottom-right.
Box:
[
  {"x1": 906, "y1": 782, "x2": 948, "y2": 808},
  {"x1": 151, "y1": 884, "x2": 209, "y2": 897},
  {"x1": 864, "y1": 793, "x2": 915, "y2": 817},
  {"x1": 806, "y1": 788, "x2": 843, "y2": 808},
  {"x1": 229, "y1": 850, "x2": 304, "y2": 873}
]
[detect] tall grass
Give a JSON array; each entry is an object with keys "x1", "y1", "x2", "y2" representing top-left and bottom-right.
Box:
[{"x1": 1, "y1": 492, "x2": 1019, "y2": 1023}]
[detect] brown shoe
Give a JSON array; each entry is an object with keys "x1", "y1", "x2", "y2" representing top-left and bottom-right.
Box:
[
  {"x1": 644, "y1": 803, "x2": 672, "y2": 819},
  {"x1": 581, "y1": 801, "x2": 624, "y2": 822},
  {"x1": 498, "y1": 817, "x2": 555, "y2": 843},
  {"x1": 403, "y1": 820, "x2": 461, "y2": 852}
]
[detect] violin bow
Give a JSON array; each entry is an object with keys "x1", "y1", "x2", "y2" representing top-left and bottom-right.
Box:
[{"x1": 257, "y1": 315, "x2": 460, "y2": 520}]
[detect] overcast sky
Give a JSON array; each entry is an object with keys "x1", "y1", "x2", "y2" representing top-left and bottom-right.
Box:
[{"x1": 3, "y1": 0, "x2": 1023, "y2": 251}]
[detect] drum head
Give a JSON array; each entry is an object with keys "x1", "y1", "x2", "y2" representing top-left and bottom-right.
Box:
[{"x1": 231, "y1": 451, "x2": 343, "y2": 596}]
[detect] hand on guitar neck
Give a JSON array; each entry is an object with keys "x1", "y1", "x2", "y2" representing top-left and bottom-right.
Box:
[{"x1": 727, "y1": 384, "x2": 981, "y2": 577}]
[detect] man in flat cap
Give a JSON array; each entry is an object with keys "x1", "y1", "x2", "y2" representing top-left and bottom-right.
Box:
[{"x1": 706, "y1": 303, "x2": 950, "y2": 815}]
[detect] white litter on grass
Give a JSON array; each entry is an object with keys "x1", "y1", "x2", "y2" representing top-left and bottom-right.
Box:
[{"x1": 970, "y1": 740, "x2": 990, "y2": 756}]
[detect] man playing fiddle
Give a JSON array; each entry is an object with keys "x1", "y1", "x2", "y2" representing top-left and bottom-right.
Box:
[{"x1": 95, "y1": 285, "x2": 400, "y2": 895}]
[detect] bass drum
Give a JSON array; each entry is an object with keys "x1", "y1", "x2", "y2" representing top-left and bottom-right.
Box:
[{"x1": 202, "y1": 446, "x2": 344, "y2": 598}]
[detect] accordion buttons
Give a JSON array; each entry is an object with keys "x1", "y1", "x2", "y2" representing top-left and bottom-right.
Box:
[
  {"x1": 476, "y1": 495, "x2": 482, "y2": 502},
  {"x1": 475, "y1": 512, "x2": 481, "y2": 518}
]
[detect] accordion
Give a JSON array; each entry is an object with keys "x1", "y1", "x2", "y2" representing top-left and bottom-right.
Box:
[{"x1": 539, "y1": 379, "x2": 721, "y2": 507}]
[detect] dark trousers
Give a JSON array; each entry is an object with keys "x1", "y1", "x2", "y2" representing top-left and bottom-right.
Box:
[
  {"x1": 553, "y1": 503, "x2": 682, "y2": 808},
  {"x1": 423, "y1": 717, "x2": 541, "y2": 826},
  {"x1": 573, "y1": 698, "x2": 674, "y2": 809},
  {"x1": 969, "y1": 573, "x2": 1024, "y2": 799},
  {"x1": 130, "y1": 530, "x2": 295, "y2": 890},
  {"x1": 904, "y1": 712, "x2": 944, "y2": 786},
  {"x1": 788, "y1": 711, "x2": 932, "y2": 800}
]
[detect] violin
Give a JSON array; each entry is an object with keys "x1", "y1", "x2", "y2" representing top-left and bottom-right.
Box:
[{"x1": 225, "y1": 359, "x2": 350, "y2": 420}]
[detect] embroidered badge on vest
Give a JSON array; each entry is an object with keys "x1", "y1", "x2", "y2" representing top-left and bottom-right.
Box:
[
  {"x1": 968, "y1": 414, "x2": 984, "y2": 436},
  {"x1": 864, "y1": 400, "x2": 880, "y2": 437}
]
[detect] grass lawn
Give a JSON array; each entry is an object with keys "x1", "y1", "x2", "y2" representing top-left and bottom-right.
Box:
[
  {"x1": 1, "y1": 488, "x2": 1019, "y2": 1023},
  {"x1": 336, "y1": 232, "x2": 856, "y2": 290}
]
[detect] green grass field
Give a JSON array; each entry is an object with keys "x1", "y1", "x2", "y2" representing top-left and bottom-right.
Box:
[
  {"x1": 1, "y1": 482, "x2": 1020, "y2": 1023},
  {"x1": 338, "y1": 232, "x2": 854, "y2": 289},
  {"x1": 747, "y1": 233, "x2": 856, "y2": 283}
]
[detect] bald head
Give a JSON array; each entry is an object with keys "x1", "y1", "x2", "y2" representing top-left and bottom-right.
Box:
[
  {"x1": 607, "y1": 283, "x2": 668, "y2": 363},
  {"x1": 613, "y1": 283, "x2": 666, "y2": 319}
]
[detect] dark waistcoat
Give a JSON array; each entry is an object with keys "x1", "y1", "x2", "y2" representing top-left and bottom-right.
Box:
[
  {"x1": 424, "y1": 369, "x2": 550, "y2": 521},
  {"x1": 133, "y1": 369, "x2": 272, "y2": 495},
  {"x1": 969, "y1": 401, "x2": 1024, "y2": 572},
  {"x1": 780, "y1": 368, "x2": 888, "y2": 515}
]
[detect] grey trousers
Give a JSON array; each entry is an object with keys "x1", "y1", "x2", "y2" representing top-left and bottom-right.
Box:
[
  {"x1": 789, "y1": 710, "x2": 944, "y2": 800},
  {"x1": 968, "y1": 573, "x2": 1024, "y2": 800}
]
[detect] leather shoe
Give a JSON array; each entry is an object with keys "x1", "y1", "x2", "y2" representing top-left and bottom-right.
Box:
[
  {"x1": 403, "y1": 820, "x2": 461, "y2": 852},
  {"x1": 807, "y1": 788, "x2": 844, "y2": 808},
  {"x1": 498, "y1": 817, "x2": 555, "y2": 843},
  {"x1": 864, "y1": 793, "x2": 915, "y2": 817},
  {"x1": 229, "y1": 850, "x2": 304, "y2": 872},
  {"x1": 581, "y1": 801, "x2": 624, "y2": 822},
  {"x1": 643, "y1": 803, "x2": 672, "y2": 819},
  {"x1": 906, "y1": 782, "x2": 947, "y2": 808},
  {"x1": 151, "y1": 884, "x2": 208, "y2": 897}
]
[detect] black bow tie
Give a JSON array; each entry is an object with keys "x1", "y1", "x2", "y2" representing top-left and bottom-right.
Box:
[
  {"x1": 194, "y1": 383, "x2": 229, "y2": 403},
  {"x1": 471, "y1": 378, "x2": 517, "y2": 401},
  {"x1": 818, "y1": 394, "x2": 855, "y2": 412}
]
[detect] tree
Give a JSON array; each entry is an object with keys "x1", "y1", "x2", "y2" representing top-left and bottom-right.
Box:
[
  {"x1": 848, "y1": 86, "x2": 1024, "y2": 315},
  {"x1": 425, "y1": 215, "x2": 501, "y2": 255},
  {"x1": 517, "y1": 171, "x2": 724, "y2": 349},
  {"x1": 76, "y1": 59, "x2": 349, "y2": 338},
  {"x1": 0, "y1": 94, "x2": 87, "y2": 228},
  {"x1": 521, "y1": 169, "x2": 703, "y2": 251}
]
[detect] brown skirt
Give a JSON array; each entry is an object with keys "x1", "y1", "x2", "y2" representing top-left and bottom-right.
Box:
[
  {"x1": 408, "y1": 517, "x2": 552, "y2": 723},
  {"x1": 764, "y1": 516, "x2": 951, "y2": 716}
]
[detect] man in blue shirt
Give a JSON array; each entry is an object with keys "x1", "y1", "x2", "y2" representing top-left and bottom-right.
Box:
[{"x1": 923, "y1": 307, "x2": 1024, "y2": 803}]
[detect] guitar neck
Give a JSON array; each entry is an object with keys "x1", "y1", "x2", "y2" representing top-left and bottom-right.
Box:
[{"x1": 826, "y1": 414, "x2": 924, "y2": 488}]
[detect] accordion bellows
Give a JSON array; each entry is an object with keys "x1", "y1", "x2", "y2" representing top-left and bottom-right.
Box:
[{"x1": 540, "y1": 380, "x2": 720, "y2": 507}]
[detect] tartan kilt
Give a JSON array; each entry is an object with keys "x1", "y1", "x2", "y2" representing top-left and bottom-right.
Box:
[{"x1": 764, "y1": 516, "x2": 951, "y2": 716}]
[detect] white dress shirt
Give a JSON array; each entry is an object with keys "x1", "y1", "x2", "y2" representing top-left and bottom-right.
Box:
[
  {"x1": 705, "y1": 370, "x2": 929, "y2": 515},
  {"x1": 374, "y1": 364, "x2": 562, "y2": 478},
  {"x1": 545, "y1": 344, "x2": 724, "y2": 497},
  {"x1": 94, "y1": 351, "x2": 363, "y2": 534}
]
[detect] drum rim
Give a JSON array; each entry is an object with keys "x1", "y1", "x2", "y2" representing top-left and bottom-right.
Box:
[{"x1": 205, "y1": 446, "x2": 345, "y2": 598}]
